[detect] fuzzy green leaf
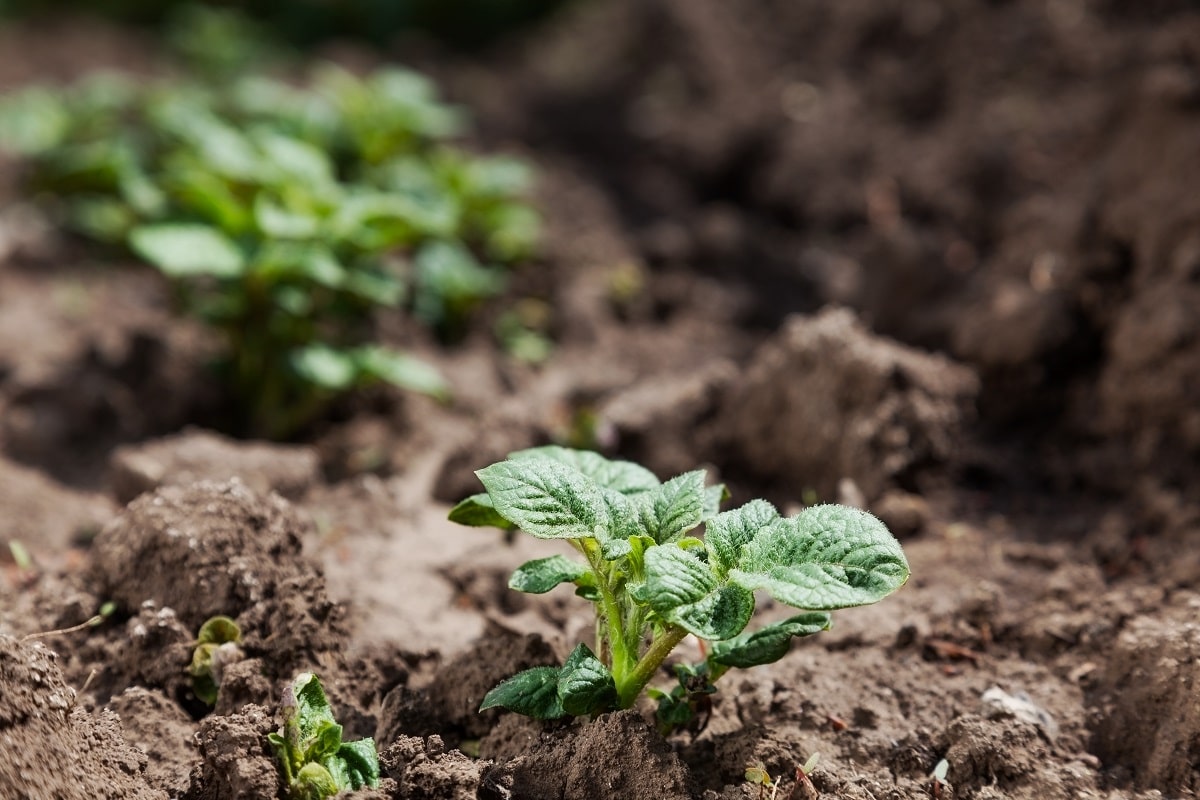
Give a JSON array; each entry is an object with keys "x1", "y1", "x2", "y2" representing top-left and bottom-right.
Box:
[
  {"x1": 705, "y1": 500, "x2": 780, "y2": 577},
  {"x1": 292, "y1": 673, "x2": 339, "y2": 750},
  {"x1": 644, "y1": 470, "x2": 707, "y2": 543},
  {"x1": 479, "y1": 666, "x2": 565, "y2": 719},
  {"x1": 447, "y1": 494, "x2": 514, "y2": 530},
  {"x1": 509, "y1": 555, "x2": 589, "y2": 594},
  {"x1": 557, "y1": 644, "x2": 617, "y2": 716},
  {"x1": 508, "y1": 446, "x2": 660, "y2": 496},
  {"x1": 708, "y1": 613, "x2": 832, "y2": 669},
  {"x1": 476, "y1": 458, "x2": 609, "y2": 540},
  {"x1": 129, "y1": 223, "x2": 245, "y2": 278},
  {"x1": 328, "y1": 737, "x2": 380, "y2": 790},
  {"x1": 636, "y1": 545, "x2": 754, "y2": 640},
  {"x1": 730, "y1": 505, "x2": 909, "y2": 610},
  {"x1": 702, "y1": 484, "x2": 729, "y2": 520}
]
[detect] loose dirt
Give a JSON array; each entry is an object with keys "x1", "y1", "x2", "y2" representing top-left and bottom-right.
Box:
[{"x1": 2, "y1": 1, "x2": 1199, "y2": 798}]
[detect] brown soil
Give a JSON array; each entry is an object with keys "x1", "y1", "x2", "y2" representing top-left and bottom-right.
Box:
[{"x1": 3, "y1": 2, "x2": 1200, "y2": 798}]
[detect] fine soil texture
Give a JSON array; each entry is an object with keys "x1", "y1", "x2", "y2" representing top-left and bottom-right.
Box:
[{"x1": 3, "y1": 2, "x2": 1200, "y2": 799}]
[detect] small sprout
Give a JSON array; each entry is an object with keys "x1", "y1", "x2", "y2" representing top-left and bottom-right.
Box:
[
  {"x1": 931, "y1": 758, "x2": 950, "y2": 799},
  {"x1": 268, "y1": 672, "x2": 380, "y2": 800},
  {"x1": 450, "y1": 446, "x2": 910, "y2": 731},
  {"x1": 8, "y1": 540, "x2": 33, "y2": 571},
  {"x1": 189, "y1": 615, "x2": 244, "y2": 706},
  {"x1": 791, "y1": 753, "x2": 820, "y2": 800},
  {"x1": 745, "y1": 761, "x2": 778, "y2": 800},
  {"x1": 21, "y1": 601, "x2": 116, "y2": 642}
]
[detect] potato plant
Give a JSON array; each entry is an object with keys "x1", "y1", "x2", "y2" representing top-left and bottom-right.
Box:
[
  {"x1": 450, "y1": 446, "x2": 910, "y2": 730},
  {"x1": 0, "y1": 64, "x2": 538, "y2": 437},
  {"x1": 269, "y1": 672, "x2": 379, "y2": 800}
]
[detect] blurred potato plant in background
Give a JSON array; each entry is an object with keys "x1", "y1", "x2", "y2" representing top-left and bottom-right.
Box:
[{"x1": 0, "y1": 5, "x2": 543, "y2": 437}]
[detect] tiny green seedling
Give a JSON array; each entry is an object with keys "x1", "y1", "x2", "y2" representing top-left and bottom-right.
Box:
[
  {"x1": 450, "y1": 446, "x2": 910, "y2": 730},
  {"x1": 189, "y1": 615, "x2": 243, "y2": 705},
  {"x1": 7, "y1": 540, "x2": 33, "y2": 572},
  {"x1": 792, "y1": 753, "x2": 821, "y2": 800},
  {"x1": 931, "y1": 758, "x2": 950, "y2": 799},
  {"x1": 268, "y1": 672, "x2": 380, "y2": 800},
  {"x1": 21, "y1": 601, "x2": 116, "y2": 642},
  {"x1": 745, "y1": 762, "x2": 778, "y2": 800}
]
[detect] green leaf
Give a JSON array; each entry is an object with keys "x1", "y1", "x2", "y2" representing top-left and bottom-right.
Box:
[
  {"x1": 730, "y1": 505, "x2": 910, "y2": 610},
  {"x1": 329, "y1": 738, "x2": 380, "y2": 790},
  {"x1": 654, "y1": 690, "x2": 696, "y2": 730},
  {"x1": 447, "y1": 493, "x2": 514, "y2": 530},
  {"x1": 507, "y1": 446, "x2": 660, "y2": 496},
  {"x1": 635, "y1": 545, "x2": 754, "y2": 640},
  {"x1": 509, "y1": 555, "x2": 589, "y2": 594},
  {"x1": 307, "y1": 718, "x2": 344, "y2": 762},
  {"x1": 708, "y1": 613, "x2": 832, "y2": 669},
  {"x1": 254, "y1": 130, "x2": 335, "y2": 187},
  {"x1": 197, "y1": 615, "x2": 241, "y2": 646},
  {"x1": 292, "y1": 673, "x2": 339, "y2": 747},
  {"x1": 557, "y1": 644, "x2": 617, "y2": 716},
  {"x1": 481, "y1": 203, "x2": 540, "y2": 261},
  {"x1": 476, "y1": 457, "x2": 610, "y2": 540},
  {"x1": 294, "y1": 763, "x2": 340, "y2": 799},
  {"x1": 0, "y1": 87, "x2": 69, "y2": 155},
  {"x1": 290, "y1": 344, "x2": 358, "y2": 391},
  {"x1": 129, "y1": 223, "x2": 246, "y2": 279},
  {"x1": 702, "y1": 484, "x2": 729, "y2": 520},
  {"x1": 254, "y1": 195, "x2": 322, "y2": 239},
  {"x1": 644, "y1": 470, "x2": 707, "y2": 543},
  {"x1": 479, "y1": 666, "x2": 565, "y2": 719},
  {"x1": 464, "y1": 156, "x2": 534, "y2": 198},
  {"x1": 705, "y1": 500, "x2": 780, "y2": 577},
  {"x1": 68, "y1": 198, "x2": 136, "y2": 243},
  {"x1": 164, "y1": 165, "x2": 254, "y2": 234},
  {"x1": 412, "y1": 240, "x2": 505, "y2": 325},
  {"x1": 341, "y1": 266, "x2": 405, "y2": 306},
  {"x1": 353, "y1": 346, "x2": 449, "y2": 399}
]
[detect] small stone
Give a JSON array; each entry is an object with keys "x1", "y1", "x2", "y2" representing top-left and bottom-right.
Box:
[{"x1": 980, "y1": 686, "x2": 1058, "y2": 740}]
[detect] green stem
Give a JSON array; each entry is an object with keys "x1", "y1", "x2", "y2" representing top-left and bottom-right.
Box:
[
  {"x1": 579, "y1": 540, "x2": 634, "y2": 684},
  {"x1": 616, "y1": 625, "x2": 688, "y2": 708}
]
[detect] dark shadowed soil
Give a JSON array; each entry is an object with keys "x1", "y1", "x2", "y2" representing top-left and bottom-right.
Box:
[{"x1": 2, "y1": 1, "x2": 1199, "y2": 798}]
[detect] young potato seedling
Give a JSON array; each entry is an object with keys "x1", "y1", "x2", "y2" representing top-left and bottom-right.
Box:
[
  {"x1": 450, "y1": 446, "x2": 910, "y2": 730},
  {"x1": 745, "y1": 761, "x2": 779, "y2": 800},
  {"x1": 189, "y1": 615, "x2": 243, "y2": 706},
  {"x1": 268, "y1": 672, "x2": 380, "y2": 800}
]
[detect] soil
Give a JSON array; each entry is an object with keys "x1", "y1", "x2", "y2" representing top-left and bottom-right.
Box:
[{"x1": 2, "y1": 1, "x2": 1200, "y2": 799}]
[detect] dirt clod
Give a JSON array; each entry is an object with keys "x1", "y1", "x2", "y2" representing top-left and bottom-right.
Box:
[
  {"x1": 108, "y1": 687, "x2": 198, "y2": 797},
  {"x1": 1089, "y1": 602, "x2": 1200, "y2": 794},
  {"x1": 109, "y1": 429, "x2": 320, "y2": 504},
  {"x1": 0, "y1": 634, "x2": 165, "y2": 799},
  {"x1": 88, "y1": 479, "x2": 347, "y2": 680},
  {"x1": 718, "y1": 307, "x2": 978, "y2": 501},
  {"x1": 492, "y1": 710, "x2": 693, "y2": 800},
  {"x1": 183, "y1": 703, "x2": 280, "y2": 800}
]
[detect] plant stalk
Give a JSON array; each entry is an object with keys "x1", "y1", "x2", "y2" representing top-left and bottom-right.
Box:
[{"x1": 617, "y1": 624, "x2": 688, "y2": 708}]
